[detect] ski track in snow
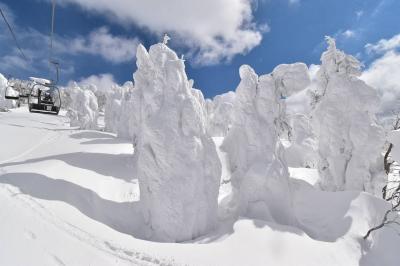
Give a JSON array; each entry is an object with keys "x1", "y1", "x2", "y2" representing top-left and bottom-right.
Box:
[
  {"x1": 0, "y1": 185, "x2": 174, "y2": 266},
  {"x1": 0, "y1": 108, "x2": 176, "y2": 266}
]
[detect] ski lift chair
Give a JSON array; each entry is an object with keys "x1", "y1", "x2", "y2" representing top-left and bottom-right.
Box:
[{"x1": 28, "y1": 83, "x2": 61, "y2": 115}]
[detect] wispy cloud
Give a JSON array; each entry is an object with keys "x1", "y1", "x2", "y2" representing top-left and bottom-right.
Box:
[
  {"x1": 365, "y1": 33, "x2": 400, "y2": 54},
  {"x1": 67, "y1": 27, "x2": 139, "y2": 64}
]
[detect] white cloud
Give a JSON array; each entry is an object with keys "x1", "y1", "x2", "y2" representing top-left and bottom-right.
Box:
[
  {"x1": 288, "y1": 0, "x2": 300, "y2": 5},
  {"x1": 69, "y1": 27, "x2": 139, "y2": 64},
  {"x1": 69, "y1": 73, "x2": 118, "y2": 92},
  {"x1": 365, "y1": 33, "x2": 400, "y2": 54},
  {"x1": 342, "y1": 30, "x2": 355, "y2": 39},
  {"x1": 59, "y1": 0, "x2": 265, "y2": 65},
  {"x1": 361, "y1": 34, "x2": 400, "y2": 115}
]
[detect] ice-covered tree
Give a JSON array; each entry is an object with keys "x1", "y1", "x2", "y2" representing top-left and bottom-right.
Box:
[
  {"x1": 133, "y1": 42, "x2": 221, "y2": 242},
  {"x1": 103, "y1": 81, "x2": 139, "y2": 140},
  {"x1": 285, "y1": 114, "x2": 317, "y2": 168},
  {"x1": 311, "y1": 37, "x2": 385, "y2": 195},
  {"x1": 206, "y1": 91, "x2": 236, "y2": 137},
  {"x1": 0, "y1": 73, "x2": 16, "y2": 111},
  {"x1": 104, "y1": 85, "x2": 124, "y2": 133},
  {"x1": 221, "y1": 65, "x2": 295, "y2": 225},
  {"x1": 66, "y1": 83, "x2": 99, "y2": 130}
]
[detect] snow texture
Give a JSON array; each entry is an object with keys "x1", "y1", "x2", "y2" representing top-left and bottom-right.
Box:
[
  {"x1": 312, "y1": 37, "x2": 385, "y2": 195},
  {"x1": 221, "y1": 64, "x2": 296, "y2": 225},
  {"x1": 132, "y1": 42, "x2": 221, "y2": 242},
  {"x1": 66, "y1": 83, "x2": 99, "y2": 130},
  {"x1": 388, "y1": 129, "x2": 400, "y2": 163},
  {"x1": 271, "y1": 63, "x2": 310, "y2": 98},
  {"x1": 206, "y1": 91, "x2": 236, "y2": 137},
  {"x1": 104, "y1": 81, "x2": 139, "y2": 140},
  {"x1": 285, "y1": 114, "x2": 317, "y2": 168}
]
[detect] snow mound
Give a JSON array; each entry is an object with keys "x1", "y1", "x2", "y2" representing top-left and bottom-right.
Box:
[{"x1": 133, "y1": 43, "x2": 221, "y2": 242}]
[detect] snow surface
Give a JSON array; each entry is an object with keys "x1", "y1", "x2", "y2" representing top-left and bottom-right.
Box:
[{"x1": 0, "y1": 107, "x2": 399, "y2": 265}]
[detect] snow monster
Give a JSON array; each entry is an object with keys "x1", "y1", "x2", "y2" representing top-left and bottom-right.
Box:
[
  {"x1": 133, "y1": 42, "x2": 221, "y2": 242},
  {"x1": 312, "y1": 37, "x2": 384, "y2": 195}
]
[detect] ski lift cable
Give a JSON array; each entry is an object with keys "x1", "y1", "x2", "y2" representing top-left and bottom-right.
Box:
[
  {"x1": 0, "y1": 7, "x2": 29, "y2": 61},
  {"x1": 48, "y1": 0, "x2": 60, "y2": 85},
  {"x1": 49, "y1": 0, "x2": 55, "y2": 61}
]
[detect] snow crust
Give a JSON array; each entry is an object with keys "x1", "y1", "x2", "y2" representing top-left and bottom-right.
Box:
[
  {"x1": 311, "y1": 37, "x2": 385, "y2": 195},
  {"x1": 132, "y1": 43, "x2": 221, "y2": 242}
]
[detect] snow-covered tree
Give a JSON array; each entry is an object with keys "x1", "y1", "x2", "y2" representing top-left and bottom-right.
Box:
[
  {"x1": 285, "y1": 114, "x2": 317, "y2": 168},
  {"x1": 206, "y1": 91, "x2": 236, "y2": 137},
  {"x1": 103, "y1": 81, "x2": 139, "y2": 140},
  {"x1": 84, "y1": 84, "x2": 106, "y2": 112},
  {"x1": 66, "y1": 83, "x2": 99, "y2": 130},
  {"x1": 133, "y1": 42, "x2": 221, "y2": 242},
  {"x1": 104, "y1": 85, "x2": 124, "y2": 133},
  {"x1": 221, "y1": 65, "x2": 295, "y2": 225},
  {"x1": 0, "y1": 73, "x2": 16, "y2": 111},
  {"x1": 312, "y1": 37, "x2": 385, "y2": 195}
]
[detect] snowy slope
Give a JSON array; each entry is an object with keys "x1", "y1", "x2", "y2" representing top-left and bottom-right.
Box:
[{"x1": 0, "y1": 107, "x2": 399, "y2": 266}]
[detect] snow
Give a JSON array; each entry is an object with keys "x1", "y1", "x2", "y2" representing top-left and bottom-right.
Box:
[
  {"x1": 221, "y1": 65, "x2": 295, "y2": 225},
  {"x1": 388, "y1": 130, "x2": 400, "y2": 163},
  {"x1": 206, "y1": 91, "x2": 236, "y2": 137},
  {"x1": 1, "y1": 37, "x2": 399, "y2": 265},
  {"x1": 132, "y1": 43, "x2": 221, "y2": 242},
  {"x1": 311, "y1": 37, "x2": 385, "y2": 195},
  {"x1": 0, "y1": 107, "x2": 399, "y2": 265},
  {"x1": 66, "y1": 83, "x2": 99, "y2": 130},
  {"x1": 0, "y1": 73, "x2": 16, "y2": 111}
]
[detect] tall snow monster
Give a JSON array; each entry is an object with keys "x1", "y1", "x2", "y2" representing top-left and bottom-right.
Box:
[
  {"x1": 312, "y1": 37, "x2": 384, "y2": 195},
  {"x1": 222, "y1": 64, "x2": 308, "y2": 225},
  {"x1": 133, "y1": 43, "x2": 221, "y2": 242}
]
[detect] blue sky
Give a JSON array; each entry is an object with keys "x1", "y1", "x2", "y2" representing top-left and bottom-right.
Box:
[{"x1": 0, "y1": 0, "x2": 399, "y2": 98}]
